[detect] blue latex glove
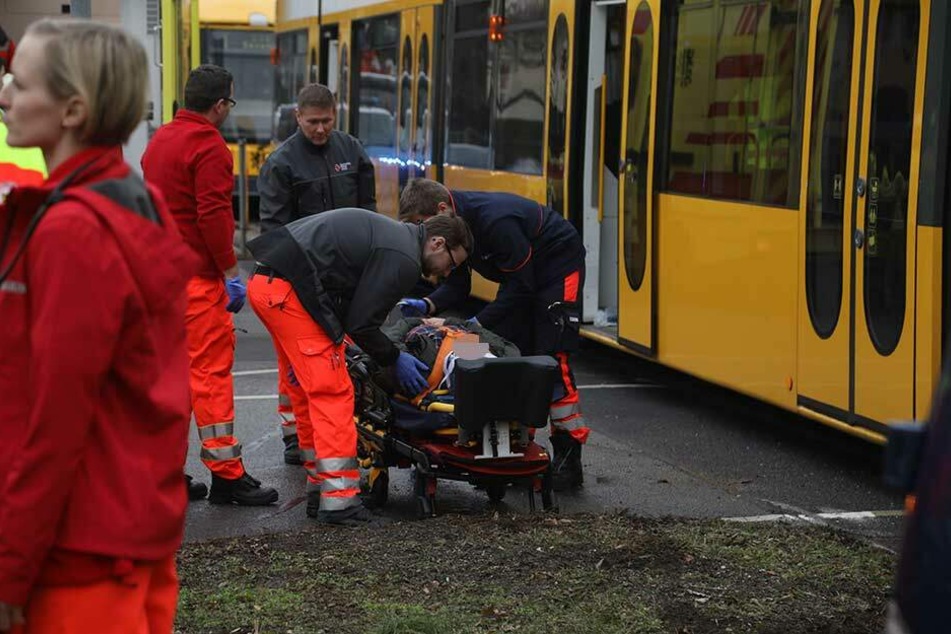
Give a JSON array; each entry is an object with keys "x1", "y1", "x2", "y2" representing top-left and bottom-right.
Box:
[
  {"x1": 398, "y1": 298, "x2": 428, "y2": 317},
  {"x1": 465, "y1": 316, "x2": 481, "y2": 328},
  {"x1": 394, "y1": 351, "x2": 430, "y2": 396},
  {"x1": 225, "y1": 276, "x2": 246, "y2": 313},
  {"x1": 287, "y1": 365, "x2": 299, "y2": 387}
]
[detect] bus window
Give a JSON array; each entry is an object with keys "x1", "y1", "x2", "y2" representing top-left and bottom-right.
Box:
[
  {"x1": 663, "y1": 0, "x2": 808, "y2": 207},
  {"x1": 447, "y1": 0, "x2": 491, "y2": 168},
  {"x1": 353, "y1": 14, "x2": 399, "y2": 158},
  {"x1": 202, "y1": 29, "x2": 275, "y2": 144},
  {"x1": 493, "y1": 0, "x2": 547, "y2": 173}
]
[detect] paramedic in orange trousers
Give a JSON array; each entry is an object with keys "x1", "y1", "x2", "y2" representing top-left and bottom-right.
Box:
[
  {"x1": 0, "y1": 20, "x2": 195, "y2": 633},
  {"x1": 142, "y1": 64, "x2": 278, "y2": 506},
  {"x1": 398, "y1": 178, "x2": 589, "y2": 491},
  {"x1": 247, "y1": 210, "x2": 471, "y2": 525},
  {"x1": 258, "y1": 82, "x2": 376, "y2": 466}
]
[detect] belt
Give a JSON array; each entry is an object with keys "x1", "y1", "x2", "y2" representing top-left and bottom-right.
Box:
[{"x1": 253, "y1": 263, "x2": 287, "y2": 280}]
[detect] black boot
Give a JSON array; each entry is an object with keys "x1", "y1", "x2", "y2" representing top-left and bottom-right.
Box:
[
  {"x1": 184, "y1": 474, "x2": 207, "y2": 501},
  {"x1": 208, "y1": 473, "x2": 279, "y2": 506},
  {"x1": 306, "y1": 490, "x2": 320, "y2": 518},
  {"x1": 550, "y1": 433, "x2": 583, "y2": 492},
  {"x1": 282, "y1": 434, "x2": 303, "y2": 466},
  {"x1": 316, "y1": 503, "x2": 390, "y2": 527}
]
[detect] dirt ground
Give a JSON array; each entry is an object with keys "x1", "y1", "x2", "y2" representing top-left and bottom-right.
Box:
[{"x1": 175, "y1": 512, "x2": 896, "y2": 634}]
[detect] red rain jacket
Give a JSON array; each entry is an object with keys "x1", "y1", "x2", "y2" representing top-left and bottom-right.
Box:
[
  {"x1": 141, "y1": 109, "x2": 237, "y2": 279},
  {"x1": 0, "y1": 146, "x2": 197, "y2": 605}
]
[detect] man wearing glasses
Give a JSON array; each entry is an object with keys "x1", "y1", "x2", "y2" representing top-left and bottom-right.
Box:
[
  {"x1": 398, "y1": 178, "x2": 589, "y2": 492},
  {"x1": 142, "y1": 64, "x2": 279, "y2": 507}
]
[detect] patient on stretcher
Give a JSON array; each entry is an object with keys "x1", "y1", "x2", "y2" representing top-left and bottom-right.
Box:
[{"x1": 347, "y1": 313, "x2": 520, "y2": 433}]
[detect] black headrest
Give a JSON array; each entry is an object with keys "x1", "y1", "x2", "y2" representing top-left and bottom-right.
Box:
[{"x1": 452, "y1": 356, "x2": 558, "y2": 430}]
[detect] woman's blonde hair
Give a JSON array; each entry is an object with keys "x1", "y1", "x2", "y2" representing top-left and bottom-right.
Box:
[{"x1": 25, "y1": 18, "x2": 147, "y2": 145}]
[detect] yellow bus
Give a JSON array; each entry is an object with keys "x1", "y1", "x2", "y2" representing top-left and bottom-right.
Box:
[
  {"x1": 277, "y1": 0, "x2": 951, "y2": 443},
  {"x1": 199, "y1": 0, "x2": 277, "y2": 203}
]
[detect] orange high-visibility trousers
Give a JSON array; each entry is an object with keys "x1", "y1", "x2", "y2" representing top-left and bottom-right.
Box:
[
  {"x1": 248, "y1": 274, "x2": 361, "y2": 513},
  {"x1": 275, "y1": 346, "x2": 299, "y2": 443},
  {"x1": 185, "y1": 276, "x2": 245, "y2": 479},
  {"x1": 11, "y1": 556, "x2": 178, "y2": 634}
]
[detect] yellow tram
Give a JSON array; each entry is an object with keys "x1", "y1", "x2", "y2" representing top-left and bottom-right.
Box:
[{"x1": 274, "y1": 0, "x2": 950, "y2": 441}]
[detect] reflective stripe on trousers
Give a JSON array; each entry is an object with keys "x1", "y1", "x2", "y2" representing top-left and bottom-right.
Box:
[
  {"x1": 549, "y1": 351, "x2": 590, "y2": 443},
  {"x1": 185, "y1": 276, "x2": 245, "y2": 479},
  {"x1": 248, "y1": 275, "x2": 359, "y2": 512}
]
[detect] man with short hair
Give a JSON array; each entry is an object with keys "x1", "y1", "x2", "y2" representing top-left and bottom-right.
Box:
[
  {"x1": 398, "y1": 178, "x2": 589, "y2": 491},
  {"x1": 258, "y1": 82, "x2": 377, "y2": 465},
  {"x1": 142, "y1": 64, "x2": 279, "y2": 506},
  {"x1": 247, "y1": 209, "x2": 470, "y2": 525}
]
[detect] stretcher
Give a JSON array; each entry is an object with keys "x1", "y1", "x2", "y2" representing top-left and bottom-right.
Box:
[{"x1": 347, "y1": 343, "x2": 558, "y2": 518}]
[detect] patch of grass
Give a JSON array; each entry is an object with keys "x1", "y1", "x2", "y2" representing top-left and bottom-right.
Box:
[{"x1": 175, "y1": 514, "x2": 896, "y2": 634}]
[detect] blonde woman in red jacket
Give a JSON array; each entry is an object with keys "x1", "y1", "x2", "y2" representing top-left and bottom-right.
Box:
[{"x1": 0, "y1": 19, "x2": 197, "y2": 633}]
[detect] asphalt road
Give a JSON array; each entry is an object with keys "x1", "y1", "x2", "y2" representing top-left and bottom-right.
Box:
[{"x1": 183, "y1": 265, "x2": 906, "y2": 550}]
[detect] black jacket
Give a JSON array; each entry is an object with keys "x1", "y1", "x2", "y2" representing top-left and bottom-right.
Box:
[
  {"x1": 427, "y1": 191, "x2": 585, "y2": 328},
  {"x1": 258, "y1": 130, "x2": 376, "y2": 233},
  {"x1": 248, "y1": 208, "x2": 423, "y2": 366}
]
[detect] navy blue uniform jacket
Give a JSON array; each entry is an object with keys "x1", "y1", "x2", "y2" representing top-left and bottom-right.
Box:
[{"x1": 427, "y1": 191, "x2": 585, "y2": 329}]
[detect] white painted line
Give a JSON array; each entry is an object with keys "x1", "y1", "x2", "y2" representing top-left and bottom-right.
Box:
[
  {"x1": 234, "y1": 394, "x2": 279, "y2": 401},
  {"x1": 233, "y1": 369, "x2": 279, "y2": 377},
  {"x1": 723, "y1": 509, "x2": 904, "y2": 523},
  {"x1": 577, "y1": 383, "x2": 662, "y2": 390}
]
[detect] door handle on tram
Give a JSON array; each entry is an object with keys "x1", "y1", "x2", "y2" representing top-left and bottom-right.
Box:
[
  {"x1": 853, "y1": 229, "x2": 865, "y2": 249},
  {"x1": 856, "y1": 177, "x2": 867, "y2": 198}
]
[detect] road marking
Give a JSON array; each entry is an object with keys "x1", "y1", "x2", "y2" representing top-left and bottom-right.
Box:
[
  {"x1": 723, "y1": 509, "x2": 904, "y2": 523},
  {"x1": 577, "y1": 383, "x2": 662, "y2": 390},
  {"x1": 233, "y1": 369, "x2": 279, "y2": 377},
  {"x1": 234, "y1": 394, "x2": 278, "y2": 401}
]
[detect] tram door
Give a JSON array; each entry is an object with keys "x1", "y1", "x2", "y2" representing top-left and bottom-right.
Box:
[
  {"x1": 616, "y1": 0, "x2": 658, "y2": 353},
  {"x1": 798, "y1": 0, "x2": 929, "y2": 426},
  {"x1": 396, "y1": 7, "x2": 436, "y2": 187}
]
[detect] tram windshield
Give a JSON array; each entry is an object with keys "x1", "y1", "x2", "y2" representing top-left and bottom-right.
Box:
[{"x1": 201, "y1": 28, "x2": 276, "y2": 144}]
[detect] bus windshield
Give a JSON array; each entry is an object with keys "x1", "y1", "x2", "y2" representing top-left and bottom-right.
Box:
[{"x1": 201, "y1": 28, "x2": 275, "y2": 143}]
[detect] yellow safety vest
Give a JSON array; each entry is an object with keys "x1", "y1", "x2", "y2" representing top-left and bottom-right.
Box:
[{"x1": 0, "y1": 121, "x2": 46, "y2": 198}]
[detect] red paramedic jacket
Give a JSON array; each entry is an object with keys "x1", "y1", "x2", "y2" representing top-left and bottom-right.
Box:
[
  {"x1": 0, "y1": 146, "x2": 197, "y2": 605},
  {"x1": 141, "y1": 108, "x2": 237, "y2": 279}
]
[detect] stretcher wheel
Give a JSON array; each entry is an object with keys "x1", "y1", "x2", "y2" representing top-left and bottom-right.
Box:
[
  {"x1": 365, "y1": 467, "x2": 388, "y2": 509},
  {"x1": 486, "y1": 483, "x2": 507, "y2": 503}
]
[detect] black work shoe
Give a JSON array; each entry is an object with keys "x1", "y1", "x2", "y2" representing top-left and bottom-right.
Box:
[
  {"x1": 282, "y1": 434, "x2": 303, "y2": 466},
  {"x1": 306, "y1": 490, "x2": 320, "y2": 518},
  {"x1": 550, "y1": 433, "x2": 584, "y2": 492},
  {"x1": 184, "y1": 474, "x2": 207, "y2": 501},
  {"x1": 316, "y1": 503, "x2": 390, "y2": 527},
  {"x1": 208, "y1": 473, "x2": 279, "y2": 506}
]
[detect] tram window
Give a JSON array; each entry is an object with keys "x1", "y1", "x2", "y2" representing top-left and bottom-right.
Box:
[
  {"x1": 493, "y1": 0, "x2": 547, "y2": 173},
  {"x1": 623, "y1": 3, "x2": 653, "y2": 292},
  {"x1": 399, "y1": 37, "x2": 413, "y2": 154},
  {"x1": 546, "y1": 15, "x2": 569, "y2": 213},
  {"x1": 352, "y1": 15, "x2": 400, "y2": 157},
  {"x1": 275, "y1": 29, "x2": 308, "y2": 109},
  {"x1": 416, "y1": 36, "x2": 431, "y2": 165},
  {"x1": 806, "y1": 0, "x2": 853, "y2": 339},
  {"x1": 663, "y1": 0, "x2": 808, "y2": 207},
  {"x1": 864, "y1": 0, "x2": 920, "y2": 355},
  {"x1": 338, "y1": 43, "x2": 349, "y2": 131},
  {"x1": 447, "y1": 0, "x2": 492, "y2": 168},
  {"x1": 203, "y1": 29, "x2": 276, "y2": 144}
]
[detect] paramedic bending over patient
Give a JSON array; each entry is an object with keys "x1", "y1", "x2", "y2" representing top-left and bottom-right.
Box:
[
  {"x1": 0, "y1": 19, "x2": 195, "y2": 633},
  {"x1": 246, "y1": 209, "x2": 470, "y2": 526},
  {"x1": 398, "y1": 178, "x2": 589, "y2": 492}
]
